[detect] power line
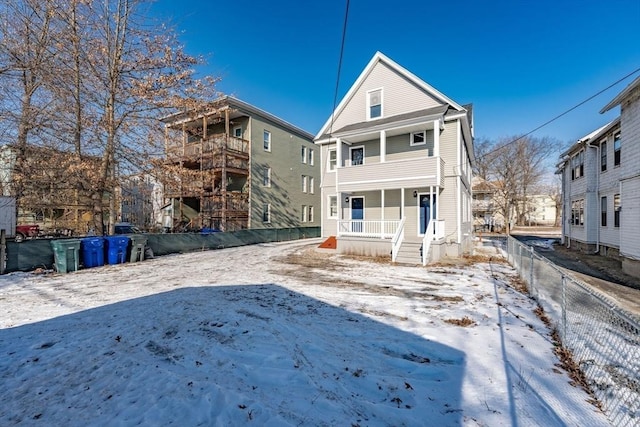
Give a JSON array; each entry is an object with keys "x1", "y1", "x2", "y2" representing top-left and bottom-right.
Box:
[
  {"x1": 329, "y1": 0, "x2": 350, "y2": 136},
  {"x1": 476, "y1": 66, "x2": 640, "y2": 161}
]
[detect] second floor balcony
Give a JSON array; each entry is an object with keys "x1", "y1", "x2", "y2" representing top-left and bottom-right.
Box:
[{"x1": 337, "y1": 156, "x2": 445, "y2": 192}]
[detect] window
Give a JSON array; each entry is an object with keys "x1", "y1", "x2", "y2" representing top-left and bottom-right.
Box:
[
  {"x1": 309, "y1": 149, "x2": 314, "y2": 166},
  {"x1": 309, "y1": 177, "x2": 314, "y2": 194},
  {"x1": 302, "y1": 175, "x2": 308, "y2": 193},
  {"x1": 571, "y1": 150, "x2": 584, "y2": 180},
  {"x1": 301, "y1": 205, "x2": 308, "y2": 222},
  {"x1": 263, "y1": 130, "x2": 271, "y2": 152},
  {"x1": 234, "y1": 126, "x2": 242, "y2": 138},
  {"x1": 600, "y1": 141, "x2": 607, "y2": 172},
  {"x1": 263, "y1": 204, "x2": 271, "y2": 223},
  {"x1": 571, "y1": 199, "x2": 584, "y2": 226},
  {"x1": 263, "y1": 166, "x2": 271, "y2": 187},
  {"x1": 350, "y1": 146, "x2": 364, "y2": 166},
  {"x1": 328, "y1": 149, "x2": 337, "y2": 171},
  {"x1": 367, "y1": 88, "x2": 382, "y2": 119},
  {"x1": 601, "y1": 196, "x2": 607, "y2": 227},
  {"x1": 411, "y1": 131, "x2": 426, "y2": 146},
  {"x1": 614, "y1": 132, "x2": 621, "y2": 166},
  {"x1": 328, "y1": 196, "x2": 338, "y2": 218},
  {"x1": 301, "y1": 146, "x2": 307, "y2": 164},
  {"x1": 614, "y1": 194, "x2": 621, "y2": 227},
  {"x1": 308, "y1": 206, "x2": 314, "y2": 223}
]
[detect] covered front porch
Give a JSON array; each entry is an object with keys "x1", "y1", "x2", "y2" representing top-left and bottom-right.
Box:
[{"x1": 333, "y1": 187, "x2": 445, "y2": 264}]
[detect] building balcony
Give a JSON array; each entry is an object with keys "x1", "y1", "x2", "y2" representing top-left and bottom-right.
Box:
[{"x1": 337, "y1": 156, "x2": 444, "y2": 192}]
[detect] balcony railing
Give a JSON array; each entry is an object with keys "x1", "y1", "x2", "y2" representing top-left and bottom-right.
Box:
[
  {"x1": 338, "y1": 156, "x2": 444, "y2": 192},
  {"x1": 166, "y1": 133, "x2": 249, "y2": 159},
  {"x1": 337, "y1": 220, "x2": 401, "y2": 239}
]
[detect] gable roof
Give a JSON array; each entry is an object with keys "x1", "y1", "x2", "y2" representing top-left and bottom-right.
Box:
[
  {"x1": 600, "y1": 75, "x2": 640, "y2": 113},
  {"x1": 315, "y1": 51, "x2": 467, "y2": 140}
]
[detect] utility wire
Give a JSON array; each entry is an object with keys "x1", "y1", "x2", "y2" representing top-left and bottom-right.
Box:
[
  {"x1": 328, "y1": 0, "x2": 350, "y2": 137},
  {"x1": 476, "y1": 66, "x2": 640, "y2": 161}
]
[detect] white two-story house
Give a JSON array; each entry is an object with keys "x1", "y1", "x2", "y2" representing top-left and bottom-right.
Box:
[{"x1": 315, "y1": 52, "x2": 474, "y2": 264}]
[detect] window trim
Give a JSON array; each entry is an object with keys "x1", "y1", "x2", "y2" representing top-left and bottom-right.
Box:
[
  {"x1": 601, "y1": 196, "x2": 607, "y2": 227},
  {"x1": 301, "y1": 146, "x2": 307, "y2": 164},
  {"x1": 600, "y1": 140, "x2": 607, "y2": 172},
  {"x1": 328, "y1": 195, "x2": 338, "y2": 219},
  {"x1": 309, "y1": 149, "x2": 314, "y2": 166},
  {"x1": 614, "y1": 194, "x2": 621, "y2": 227},
  {"x1": 263, "y1": 130, "x2": 271, "y2": 152},
  {"x1": 410, "y1": 131, "x2": 426, "y2": 146},
  {"x1": 309, "y1": 176, "x2": 314, "y2": 194},
  {"x1": 301, "y1": 205, "x2": 308, "y2": 222},
  {"x1": 308, "y1": 205, "x2": 314, "y2": 223},
  {"x1": 366, "y1": 88, "x2": 383, "y2": 120},
  {"x1": 349, "y1": 145, "x2": 365, "y2": 166},
  {"x1": 302, "y1": 175, "x2": 308, "y2": 193},
  {"x1": 262, "y1": 203, "x2": 271, "y2": 223},
  {"x1": 614, "y1": 132, "x2": 621, "y2": 166},
  {"x1": 327, "y1": 149, "x2": 337, "y2": 171},
  {"x1": 263, "y1": 166, "x2": 271, "y2": 187}
]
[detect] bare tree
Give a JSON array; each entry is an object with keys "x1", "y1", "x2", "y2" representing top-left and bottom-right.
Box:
[{"x1": 474, "y1": 135, "x2": 558, "y2": 233}]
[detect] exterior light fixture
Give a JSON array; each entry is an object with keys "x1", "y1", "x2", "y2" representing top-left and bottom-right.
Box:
[{"x1": 413, "y1": 190, "x2": 418, "y2": 198}]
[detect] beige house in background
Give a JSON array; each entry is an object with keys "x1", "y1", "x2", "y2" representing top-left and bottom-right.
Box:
[{"x1": 315, "y1": 52, "x2": 474, "y2": 264}]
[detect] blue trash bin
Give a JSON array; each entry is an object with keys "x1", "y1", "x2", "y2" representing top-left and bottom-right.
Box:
[
  {"x1": 81, "y1": 237, "x2": 105, "y2": 268},
  {"x1": 104, "y1": 236, "x2": 130, "y2": 264}
]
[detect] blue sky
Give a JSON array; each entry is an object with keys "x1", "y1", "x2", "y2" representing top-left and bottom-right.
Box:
[{"x1": 150, "y1": 0, "x2": 640, "y2": 147}]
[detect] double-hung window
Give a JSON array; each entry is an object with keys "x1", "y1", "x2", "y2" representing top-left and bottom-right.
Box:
[
  {"x1": 263, "y1": 204, "x2": 271, "y2": 223},
  {"x1": 309, "y1": 149, "x2": 314, "y2": 166},
  {"x1": 302, "y1": 175, "x2": 308, "y2": 193},
  {"x1": 301, "y1": 146, "x2": 307, "y2": 164},
  {"x1": 328, "y1": 149, "x2": 337, "y2": 171},
  {"x1": 328, "y1": 196, "x2": 337, "y2": 218},
  {"x1": 614, "y1": 132, "x2": 621, "y2": 166},
  {"x1": 614, "y1": 194, "x2": 621, "y2": 227},
  {"x1": 601, "y1": 196, "x2": 607, "y2": 227},
  {"x1": 367, "y1": 88, "x2": 382, "y2": 120},
  {"x1": 600, "y1": 141, "x2": 607, "y2": 172},
  {"x1": 263, "y1": 167, "x2": 271, "y2": 187},
  {"x1": 263, "y1": 130, "x2": 271, "y2": 152}
]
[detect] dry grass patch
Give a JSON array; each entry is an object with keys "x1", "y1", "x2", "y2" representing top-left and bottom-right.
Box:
[{"x1": 444, "y1": 316, "x2": 476, "y2": 327}]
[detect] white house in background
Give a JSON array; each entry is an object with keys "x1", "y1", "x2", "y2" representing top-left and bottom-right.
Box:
[
  {"x1": 557, "y1": 75, "x2": 640, "y2": 277},
  {"x1": 315, "y1": 52, "x2": 474, "y2": 264}
]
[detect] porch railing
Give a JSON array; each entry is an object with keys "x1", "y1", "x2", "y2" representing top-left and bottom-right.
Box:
[
  {"x1": 422, "y1": 219, "x2": 445, "y2": 265},
  {"x1": 337, "y1": 220, "x2": 401, "y2": 239},
  {"x1": 391, "y1": 217, "x2": 406, "y2": 262}
]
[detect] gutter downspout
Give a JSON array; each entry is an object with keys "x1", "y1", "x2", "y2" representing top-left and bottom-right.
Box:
[{"x1": 566, "y1": 162, "x2": 571, "y2": 249}]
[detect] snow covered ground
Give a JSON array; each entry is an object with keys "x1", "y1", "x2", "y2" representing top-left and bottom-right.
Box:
[{"x1": 0, "y1": 239, "x2": 610, "y2": 426}]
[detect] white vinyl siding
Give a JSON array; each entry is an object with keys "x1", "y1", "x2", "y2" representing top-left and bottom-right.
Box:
[{"x1": 329, "y1": 61, "x2": 444, "y2": 132}]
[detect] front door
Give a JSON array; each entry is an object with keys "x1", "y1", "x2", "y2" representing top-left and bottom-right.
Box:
[
  {"x1": 419, "y1": 194, "x2": 436, "y2": 235},
  {"x1": 351, "y1": 197, "x2": 364, "y2": 232}
]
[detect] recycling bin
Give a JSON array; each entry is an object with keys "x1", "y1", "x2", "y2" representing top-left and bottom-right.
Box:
[
  {"x1": 128, "y1": 235, "x2": 147, "y2": 263},
  {"x1": 51, "y1": 239, "x2": 81, "y2": 273},
  {"x1": 81, "y1": 237, "x2": 105, "y2": 268},
  {"x1": 104, "y1": 235, "x2": 130, "y2": 265}
]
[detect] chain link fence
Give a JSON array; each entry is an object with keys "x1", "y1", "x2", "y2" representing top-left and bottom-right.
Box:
[{"x1": 506, "y1": 236, "x2": 639, "y2": 427}]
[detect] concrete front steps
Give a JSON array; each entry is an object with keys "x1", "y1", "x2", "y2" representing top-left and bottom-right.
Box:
[{"x1": 394, "y1": 241, "x2": 424, "y2": 265}]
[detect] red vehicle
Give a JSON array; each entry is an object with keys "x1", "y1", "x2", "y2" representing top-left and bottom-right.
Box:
[{"x1": 15, "y1": 224, "x2": 40, "y2": 242}]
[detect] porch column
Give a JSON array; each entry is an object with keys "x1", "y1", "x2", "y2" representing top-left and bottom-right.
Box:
[
  {"x1": 400, "y1": 188, "x2": 405, "y2": 219},
  {"x1": 430, "y1": 185, "x2": 434, "y2": 237},
  {"x1": 381, "y1": 189, "x2": 385, "y2": 239},
  {"x1": 380, "y1": 130, "x2": 386, "y2": 163},
  {"x1": 433, "y1": 119, "x2": 441, "y2": 156},
  {"x1": 336, "y1": 138, "x2": 342, "y2": 168}
]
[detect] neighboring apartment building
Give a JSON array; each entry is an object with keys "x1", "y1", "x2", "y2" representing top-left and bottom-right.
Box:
[
  {"x1": 118, "y1": 174, "x2": 163, "y2": 231},
  {"x1": 0, "y1": 144, "x2": 102, "y2": 234},
  {"x1": 557, "y1": 75, "x2": 640, "y2": 276},
  {"x1": 472, "y1": 177, "x2": 504, "y2": 232},
  {"x1": 160, "y1": 96, "x2": 319, "y2": 231},
  {"x1": 315, "y1": 52, "x2": 474, "y2": 264}
]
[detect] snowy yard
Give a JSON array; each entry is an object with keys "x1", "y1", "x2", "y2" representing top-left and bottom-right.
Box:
[{"x1": 0, "y1": 239, "x2": 610, "y2": 426}]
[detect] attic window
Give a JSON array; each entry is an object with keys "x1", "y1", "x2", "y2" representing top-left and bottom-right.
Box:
[{"x1": 367, "y1": 89, "x2": 382, "y2": 119}]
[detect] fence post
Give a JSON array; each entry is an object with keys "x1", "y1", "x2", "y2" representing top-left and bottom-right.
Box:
[
  {"x1": 529, "y1": 245, "x2": 534, "y2": 289},
  {"x1": 561, "y1": 274, "x2": 567, "y2": 342}
]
